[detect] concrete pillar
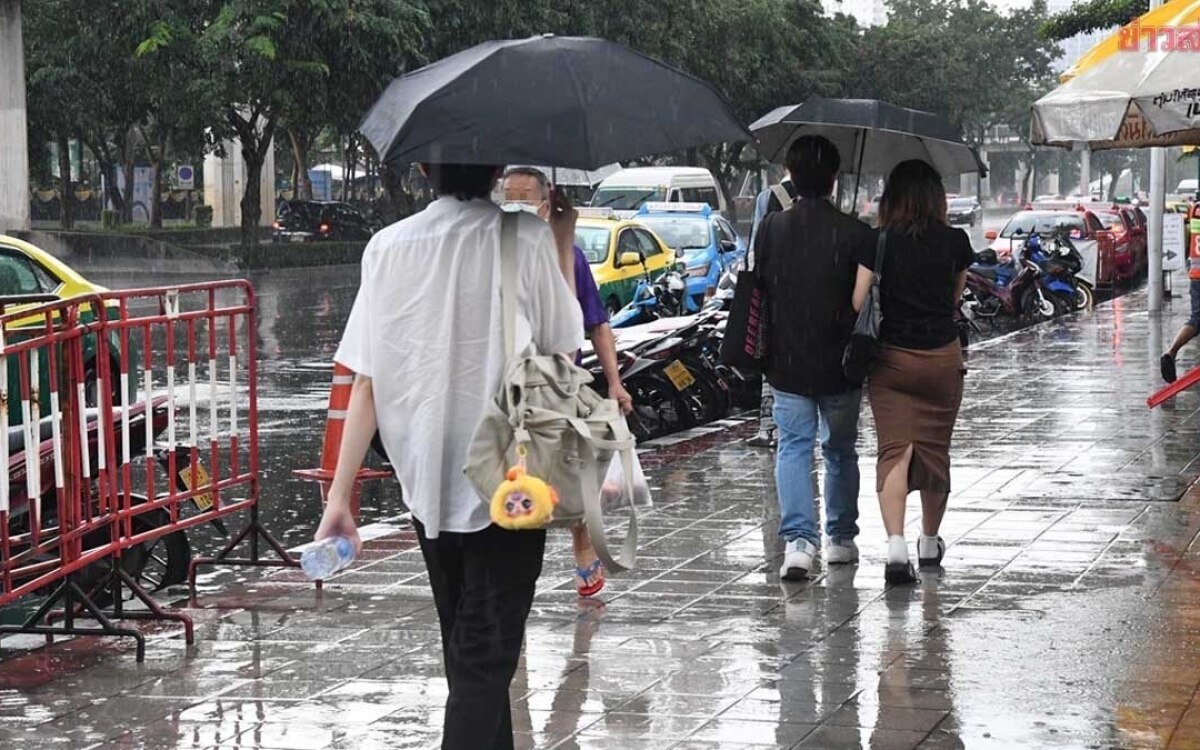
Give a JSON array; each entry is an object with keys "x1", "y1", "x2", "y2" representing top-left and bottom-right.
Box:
[
  {"x1": 203, "y1": 136, "x2": 275, "y2": 228},
  {"x1": 1047, "y1": 171, "x2": 1060, "y2": 196},
  {"x1": 1080, "y1": 149, "x2": 1091, "y2": 199},
  {"x1": 0, "y1": 0, "x2": 31, "y2": 232},
  {"x1": 960, "y1": 173, "x2": 972, "y2": 196}
]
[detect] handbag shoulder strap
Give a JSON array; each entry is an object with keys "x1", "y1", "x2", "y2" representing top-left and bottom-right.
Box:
[
  {"x1": 499, "y1": 211, "x2": 519, "y2": 364},
  {"x1": 872, "y1": 229, "x2": 888, "y2": 285}
]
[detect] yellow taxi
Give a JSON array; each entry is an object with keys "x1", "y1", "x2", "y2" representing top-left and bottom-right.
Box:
[
  {"x1": 0, "y1": 235, "x2": 116, "y2": 425},
  {"x1": 574, "y1": 208, "x2": 676, "y2": 314},
  {"x1": 0, "y1": 235, "x2": 105, "y2": 307}
]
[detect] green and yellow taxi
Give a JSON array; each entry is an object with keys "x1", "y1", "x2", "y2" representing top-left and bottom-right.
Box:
[
  {"x1": 574, "y1": 208, "x2": 677, "y2": 314},
  {"x1": 0, "y1": 236, "x2": 124, "y2": 425}
]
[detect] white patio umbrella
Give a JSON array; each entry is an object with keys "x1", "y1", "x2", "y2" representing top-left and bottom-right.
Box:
[
  {"x1": 1031, "y1": 0, "x2": 1200, "y2": 149},
  {"x1": 1030, "y1": 0, "x2": 1200, "y2": 313}
]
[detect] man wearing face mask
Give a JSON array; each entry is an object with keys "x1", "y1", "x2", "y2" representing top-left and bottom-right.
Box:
[{"x1": 501, "y1": 166, "x2": 632, "y2": 599}]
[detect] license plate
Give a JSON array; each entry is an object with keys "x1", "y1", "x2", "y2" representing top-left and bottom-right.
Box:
[
  {"x1": 664, "y1": 360, "x2": 696, "y2": 391},
  {"x1": 179, "y1": 461, "x2": 215, "y2": 511},
  {"x1": 289, "y1": 234, "x2": 307, "y2": 243}
]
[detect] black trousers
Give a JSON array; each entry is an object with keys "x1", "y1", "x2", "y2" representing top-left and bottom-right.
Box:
[{"x1": 414, "y1": 519, "x2": 546, "y2": 750}]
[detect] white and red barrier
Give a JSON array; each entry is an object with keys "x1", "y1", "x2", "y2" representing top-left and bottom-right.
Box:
[{"x1": 0, "y1": 281, "x2": 296, "y2": 661}]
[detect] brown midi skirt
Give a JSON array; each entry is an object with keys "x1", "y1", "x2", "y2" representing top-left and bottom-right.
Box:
[{"x1": 867, "y1": 341, "x2": 965, "y2": 494}]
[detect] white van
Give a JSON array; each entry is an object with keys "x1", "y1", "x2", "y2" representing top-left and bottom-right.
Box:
[{"x1": 590, "y1": 167, "x2": 727, "y2": 216}]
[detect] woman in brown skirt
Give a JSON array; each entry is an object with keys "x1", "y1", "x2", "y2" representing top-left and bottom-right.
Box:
[{"x1": 851, "y1": 159, "x2": 974, "y2": 584}]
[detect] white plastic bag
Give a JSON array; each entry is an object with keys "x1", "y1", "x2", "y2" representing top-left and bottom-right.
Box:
[{"x1": 600, "y1": 449, "x2": 652, "y2": 512}]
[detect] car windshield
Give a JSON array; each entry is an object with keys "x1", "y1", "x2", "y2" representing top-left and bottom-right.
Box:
[
  {"x1": 637, "y1": 217, "x2": 710, "y2": 251},
  {"x1": 1000, "y1": 211, "x2": 1086, "y2": 238},
  {"x1": 575, "y1": 226, "x2": 612, "y2": 264},
  {"x1": 590, "y1": 188, "x2": 666, "y2": 210},
  {"x1": 947, "y1": 199, "x2": 975, "y2": 210}
]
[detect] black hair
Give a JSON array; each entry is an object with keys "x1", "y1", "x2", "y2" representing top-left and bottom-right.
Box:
[
  {"x1": 422, "y1": 163, "x2": 502, "y2": 200},
  {"x1": 785, "y1": 135, "x2": 841, "y2": 199},
  {"x1": 501, "y1": 167, "x2": 550, "y2": 199}
]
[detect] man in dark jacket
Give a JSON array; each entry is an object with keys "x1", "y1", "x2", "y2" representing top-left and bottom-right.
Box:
[{"x1": 755, "y1": 135, "x2": 874, "y2": 580}]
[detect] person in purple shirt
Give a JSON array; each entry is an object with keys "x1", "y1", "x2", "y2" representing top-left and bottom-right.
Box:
[{"x1": 502, "y1": 168, "x2": 632, "y2": 598}]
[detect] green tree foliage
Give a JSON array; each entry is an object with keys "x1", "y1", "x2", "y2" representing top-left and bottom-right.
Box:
[
  {"x1": 24, "y1": 0, "x2": 1080, "y2": 232},
  {"x1": 1042, "y1": 0, "x2": 1145, "y2": 40}
]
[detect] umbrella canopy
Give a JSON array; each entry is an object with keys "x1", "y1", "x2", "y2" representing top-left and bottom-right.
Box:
[
  {"x1": 749, "y1": 97, "x2": 986, "y2": 177},
  {"x1": 1031, "y1": 0, "x2": 1200, "y2": 149},
  {"x1": 360, "y1": 35, "x2": 752, "y2": 170},
  {"x1": 510, "y1": 163, "x2": 623, "y2": 187}
]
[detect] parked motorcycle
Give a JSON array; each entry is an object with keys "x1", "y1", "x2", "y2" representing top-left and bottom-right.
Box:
[
  {"x1": 1025, "y1": 231, "x2": 1094, "y2": 312},
  {"x1": 610, "y1": 260, "x2": 695, "y2": 329},
  {"x1": 7, "y1": 398, "x2": 211, "y2": 605},
  {"x1": 584, "y1": 312, "x2": 730, "y2": 440},
  {"x1": 963, "y1": 245, "x2": 1057, "y2": 323}
]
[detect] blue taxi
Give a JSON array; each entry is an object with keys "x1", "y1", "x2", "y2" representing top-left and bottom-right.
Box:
[{"x1": 634, "y1": 202, "x2": 746, "y2": 305}]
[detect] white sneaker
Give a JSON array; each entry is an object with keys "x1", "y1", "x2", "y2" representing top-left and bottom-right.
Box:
[
  {"x1": 825, "y1": 540, "x2": 859, "y2": 565},
  {"x1": 779, "y1": 539, "x2": 817, "y2": 581}
]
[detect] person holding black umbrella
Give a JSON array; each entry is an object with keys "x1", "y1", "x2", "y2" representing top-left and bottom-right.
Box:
[
  {"x1": 315, "y1": 161, "x2": 583, "y2": 750},
  {"x1": 757, "y1": 136, "x2": 875, "y2": 580}
]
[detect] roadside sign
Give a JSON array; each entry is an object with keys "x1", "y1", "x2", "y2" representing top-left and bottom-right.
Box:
[
  {"x1": 1164, "y1": 213, "x2": 1186, "y2": 272},
  {"x1": 176, "y1": 164, "x2": 195, "y2": 190}
]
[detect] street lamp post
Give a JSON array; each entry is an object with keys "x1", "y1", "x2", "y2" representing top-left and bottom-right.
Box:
[{"x1": 1147, "y1": 0, "x2": 1167, "y2": 312}]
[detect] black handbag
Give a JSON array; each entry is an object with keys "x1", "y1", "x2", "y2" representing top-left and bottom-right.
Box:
[{"x1": 843, "y1": 230, "x2": 888, "y2": 384}]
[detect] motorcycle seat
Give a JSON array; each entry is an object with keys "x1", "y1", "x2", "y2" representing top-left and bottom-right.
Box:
[
  {"x1": 970, "y1": 264, "x2": 1005, "y2": 280},
  {"x1": 8, "y1": 416, "x2": 56, "y2": 456}
]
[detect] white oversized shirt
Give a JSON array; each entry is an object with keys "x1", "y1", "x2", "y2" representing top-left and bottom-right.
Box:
[{"x1": 334, "y1": 197, "x2": 583, "y2": 537}]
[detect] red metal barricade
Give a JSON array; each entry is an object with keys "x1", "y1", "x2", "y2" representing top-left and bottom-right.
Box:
[{"x1": 0, "y1": 281, "x2": 297, "y2": 662}]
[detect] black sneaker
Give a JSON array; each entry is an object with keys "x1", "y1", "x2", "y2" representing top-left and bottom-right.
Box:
[
  {"x1": 917, "y1": 536, "x2": 946, "y2": 568},
  {"x1": 1162, "y1": 354, "x2": 1178, "y2": 383},
  {"x1": 884, "y1": 561, "x2": 918, "y2": 585}
]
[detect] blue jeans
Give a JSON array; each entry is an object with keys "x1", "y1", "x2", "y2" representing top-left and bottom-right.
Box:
[{"x1": 773, "y1": 388, "x2": 862, "y2": 546}]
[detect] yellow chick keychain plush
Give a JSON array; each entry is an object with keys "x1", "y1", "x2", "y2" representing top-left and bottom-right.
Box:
[{"x1": 490, "y1": 449, "x2": 559, "y2": 530}]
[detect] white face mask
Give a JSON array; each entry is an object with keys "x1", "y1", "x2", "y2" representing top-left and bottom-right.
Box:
[{"x1": 500, "y1": 201, "x2": 543, "y2": 215}]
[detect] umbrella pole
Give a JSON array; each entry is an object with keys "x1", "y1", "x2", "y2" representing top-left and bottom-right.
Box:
[{"x1": 851, "y1": 131, "x2": 867, "y2": 216}]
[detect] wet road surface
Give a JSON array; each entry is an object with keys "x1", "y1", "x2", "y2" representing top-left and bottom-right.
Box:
[{"x1": 3, "y1": 262, "x2": 1200, "y2": 748}]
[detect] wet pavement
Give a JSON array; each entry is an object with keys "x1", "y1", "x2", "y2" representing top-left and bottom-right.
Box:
[{"x1": 7, "y1": 275, "x2": 1200, "y2": 749}]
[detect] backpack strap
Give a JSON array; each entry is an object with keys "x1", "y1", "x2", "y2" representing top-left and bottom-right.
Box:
[
  {"x1": 770, "y1": 183, "x2": 794, "y2": 211},
  {"x1": 499, "y1": 211, "x2": 519, "y2": 364}
]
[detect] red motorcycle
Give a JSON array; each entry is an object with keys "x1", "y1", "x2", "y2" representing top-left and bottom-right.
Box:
[
  {"x1": 5, "y1": 398, "x2": 206, "y2": 603},
  {"x1": 962, "y1": 246, "x2": 1058, "y2": 323}
]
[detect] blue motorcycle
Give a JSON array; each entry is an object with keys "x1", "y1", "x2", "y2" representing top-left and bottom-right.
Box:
[
  {"x1": 610, "y1": 262, "x2": 695, "y2": 328},
  {"x1": 1023, "y1": 232, "x2": 1093, "y2": 312}
]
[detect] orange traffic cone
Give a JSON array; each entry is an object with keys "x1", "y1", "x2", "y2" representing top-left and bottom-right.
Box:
[{"x1": 293, "y1": 362, "x2": 392, "y2": 519}]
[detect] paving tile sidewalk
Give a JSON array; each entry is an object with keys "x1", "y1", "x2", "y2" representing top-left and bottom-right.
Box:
[{"x1": 8, "y1": 287, "x2": 1200, "y2": 749}]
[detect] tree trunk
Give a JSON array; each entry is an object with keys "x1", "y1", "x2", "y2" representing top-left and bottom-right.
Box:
[
  {"x1": 381, "y1": 161, "x2": 414, "y2": 218},
  {"x1": 57, "y1": 136, "x2": 74, "y2": 229},
  {"x1": 121, "y1": 128, "x2": 136, "y2": 224},
  {"x1": 148, "y1": 129, "x2": 166, "y2": 229},
  {"x1": 87, "y1": 138, "x2": 127, "y2": 222},
  {"x1": 342, "y1": 135, "x2": 356, "y2": 202},
  {"x1": 241, "y1": 145, "x2": 265, "y2": 248},
  {"x1": 288, "y1": 129, "x2": 312, "y2": 200}
]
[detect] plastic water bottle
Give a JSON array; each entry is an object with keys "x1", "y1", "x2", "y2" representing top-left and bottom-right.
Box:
[{"x1": 300, "y1": 536, "x2": 356, "y2": 580}]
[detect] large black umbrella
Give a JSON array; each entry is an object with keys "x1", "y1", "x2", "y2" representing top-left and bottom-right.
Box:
[
  {"x1": 750, "y1": 98, "x2": 987, "y2": 178},
  {"x1": 360, "y1": 35, "x2": 753, "y2": 170}
]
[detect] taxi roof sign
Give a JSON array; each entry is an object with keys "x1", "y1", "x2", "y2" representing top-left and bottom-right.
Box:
[
  {"x1": 576, "y1": 207, "x2": 617, "y2": 220},
  {"x1": 638, "y1": 202, "x2": 712, "y2": 216}
]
